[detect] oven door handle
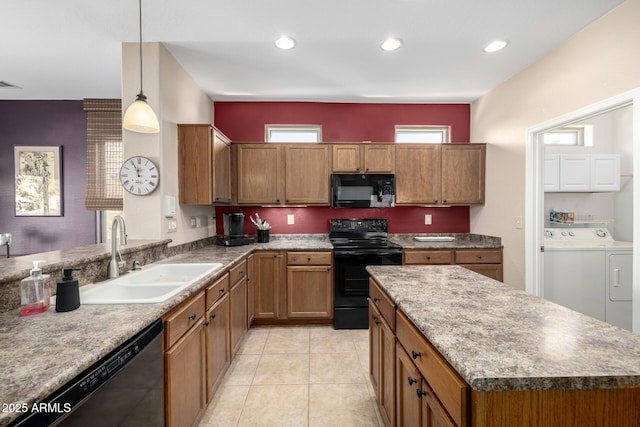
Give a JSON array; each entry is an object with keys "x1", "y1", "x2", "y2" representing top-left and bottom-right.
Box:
[{"x1": 334, "y1": 250, "x2": 402, "y2": 257}]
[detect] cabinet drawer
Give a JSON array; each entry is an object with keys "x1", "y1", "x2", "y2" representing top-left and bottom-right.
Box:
[
  {"x1": 404, "y1": 250, "x2": 452, "y2": 265},
  {"x1": 287, "y1": 251, "x2": 332, "y2": 266},
  {"x1": 165, "y1": 292, "x2": 205, "y2": 349},
  {"x1": 205, "y1": 273, "x2": 230, "y2": 310},
  {"x1": 369, "y1": 278, "x2": 396, "y2": 330},
  {"x1": 396, "y1": 310, "x2": 468, "y2": 427},
  {"x1": 454, "y1": 249, "x2": 502, "y2": 264},
  {"x1": 229, "y1": 259, "x2": 247, "y2": 284}
]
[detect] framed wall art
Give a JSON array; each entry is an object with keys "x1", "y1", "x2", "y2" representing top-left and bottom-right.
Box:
[{"x1": 14, "y1": 145, "x2": 63, "y2": 216}]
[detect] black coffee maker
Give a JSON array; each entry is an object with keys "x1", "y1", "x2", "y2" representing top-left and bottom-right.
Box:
[
  {"x1": 223, "y1": 212, "x2": 245, "y2": 237},
  {"x1": 217, "y1": 212, "x2": 255, "y2": 246}
]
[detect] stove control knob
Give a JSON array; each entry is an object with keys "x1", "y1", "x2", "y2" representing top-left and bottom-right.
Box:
[
  {"x1": 568, "y1": 231, "x2": 575, "y2": 237},
  {"x1": 596, "y1": 229, "x2": 607, "y2": 238},
  {"x1": 544, "y1": 230, "x2": 553, "y2": 238},
  {"x1": 561, "y1": 231, "x2": 567, "y2": 236}
]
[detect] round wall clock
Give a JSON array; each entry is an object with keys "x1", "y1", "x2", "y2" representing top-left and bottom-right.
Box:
[{"x1": 119, "y1": 156, "x2": 160, "y2": 196}]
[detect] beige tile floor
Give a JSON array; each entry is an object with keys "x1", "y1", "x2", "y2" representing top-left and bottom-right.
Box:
[{"x1": 199, "y1": 326, "x2": 383, "y2": 427}]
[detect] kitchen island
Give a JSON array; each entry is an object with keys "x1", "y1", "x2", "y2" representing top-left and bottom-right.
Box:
[{"x1": 367, "y1": 264, "x2": 640, "y2": 426}]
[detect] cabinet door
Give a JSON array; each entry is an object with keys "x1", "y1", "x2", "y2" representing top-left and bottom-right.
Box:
[
  {"x1": 286, "y1": 266, "x2": 333, "y2": 318},
  {"x1": 230, "y1": 278, "x2": 248, "y2": 357},
  {"x1": 591, "y1": 154, "x2": 620, "y2": 191},
  {"x1": 205, "y1": 294, "x2": 230, "y2": 402},
  {"x1": 396, "y1": 344, "x2": 421, "y2": 427},
  {"x1": 332, "y1": 144, "x2": 361, "y2": 172},
  {"x1": 253, "y1": 251, "x2": 286, "y2": 319},
  {"x1": 236, "y1": 144, "x2": 283, "y2": 204},
  {"x1": 369, "y1": 300, "x2": 382, "y2": 401},
  {"x1": 165, "y1": 318, "x2": 206, "y2": 427},
  {"x1": 380, "y1": 315, "x2": 396, "y2": 427},
  {"x1": 559, "y1": 154, "x2": 590, "y2": 191},
  {"x1": 395, "y1": 145, "x2": 441, "y2": 204},
  {"x1": 544, "y1": 154, "x2": 560, "y2": 192},
  {"x1": 246, "y1": 253, "x2": 255, "y2": 328},
  {"x1": 364, "y1": 144, "x2": 395, "y2": 173},
  {"x1": 441, "y1": 144, "x2": 485, "y2": 204},
  {"x1": 213, "y1": 130, "x2": 232, "y2": 203},
  {"x1": 284, "y1": 144, "x2": 330, "y2": 204},
  {"x1": 420, "y1": 379, "x2": 455, "y2": 427},
  {"x1": 178, "y1": 125, "x2": 212, "y2": 205}
]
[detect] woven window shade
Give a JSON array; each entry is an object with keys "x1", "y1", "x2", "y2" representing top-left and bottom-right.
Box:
[{"x1": 84, "y1": 99, "x2": 124, "y2": 211}]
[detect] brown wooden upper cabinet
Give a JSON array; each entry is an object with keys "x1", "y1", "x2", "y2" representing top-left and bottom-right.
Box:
[
  {"x1": 332, "y1": 144, "x2": 394, "y2": 173},
  {"x1": 178, "y1": 124, "x2": 231, "y2": 204},
  {"x1": 284, "y1": 144, "x2": 331, "y2": 205},
  {"x1": 235, "y1": 144, "x2": 283, "y2": 205},
  {"x1": 395, "y1": 143, "x2": 485, "y2": 205}
]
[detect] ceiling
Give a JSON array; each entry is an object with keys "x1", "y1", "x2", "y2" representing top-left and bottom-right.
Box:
[{"x1": 0, "y1": 0, "x2": 623, "y2": 103}]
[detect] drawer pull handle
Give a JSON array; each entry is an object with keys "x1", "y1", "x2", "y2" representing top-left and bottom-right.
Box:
[
  {"x1": 210, "y1": 313, "x2": 216, "y2": 320},
  {"x1": 203, "y1": 321, "x2": 210, "y2": 327},
  {"x1": 307, "y1": 257, "x2": 311, "y2": 261},
  {"x1": 188, "y1": 314, "x2": 196, "y2": 321},
  {"x1": 239, "y1": 271, "x2": 244, "y2": 276},
  {"x1": 373, "y1": 297, "x2": 380, "y2": 303},
  {"x1": 220, "y1": 289, "x2": 225, "y2": 294},
  {"x1": 372, "y1": 316, "x2": 380, "y2": 325},
  {"x1": 411, "y1": 350, "x2": 422, "y2": 360},
  {"x1": 408, "y1": 377, "x2": 418, "y2": 386},
  {"x1": 426, "y1": 256, "x2": 431, "y2": 260},
  {"x1": 416, "y1": 389, "x2": 428, "y2": 398},
  {"x1": 477, "y1": 255, "x2": 483, "y2": 259}
]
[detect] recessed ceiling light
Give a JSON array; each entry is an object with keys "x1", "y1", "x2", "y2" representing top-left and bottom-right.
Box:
[
  {"x1": 483, "y1": 40, "x2": 508, "y2": 53},
  {"x1": 275, "y1": 36, "x2": 296, "y2": 50},
  {"x1": 381, "y1": 38, "x2": 403, "y2": 51}
]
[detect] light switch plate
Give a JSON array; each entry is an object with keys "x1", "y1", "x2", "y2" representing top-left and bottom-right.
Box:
[
  {"x1": 424, "y1": 214, "x2": 432, "y2": 225},
  {"x1": 514, "y1": 215, "x2": 523, "y2": 229},
  {"x1": 167, "y1": 219, "x2": 177, "y2": 233},
  {"x1": 287, "y1": 214, "x2": 295, "y2": 225}
]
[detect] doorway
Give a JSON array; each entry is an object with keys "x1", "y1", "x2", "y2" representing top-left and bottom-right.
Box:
[{"x1": 525, "y1": 88, "x2": 640, "y2": 333}]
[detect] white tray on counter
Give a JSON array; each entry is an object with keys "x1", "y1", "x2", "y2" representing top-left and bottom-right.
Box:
[{"x1": 413, "y1": 236, "x2": 455, "y2": 242}]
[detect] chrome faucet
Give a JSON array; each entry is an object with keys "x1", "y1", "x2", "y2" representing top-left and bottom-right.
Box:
[{"x1": 108, "y1": 215, "x2": 127, "y2": 278}]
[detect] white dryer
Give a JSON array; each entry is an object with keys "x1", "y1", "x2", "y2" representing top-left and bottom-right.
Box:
[{"x1": 543, "y1": 228, "x2": 632, "y2": 331}]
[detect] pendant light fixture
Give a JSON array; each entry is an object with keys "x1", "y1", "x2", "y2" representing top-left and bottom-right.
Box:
[{"x1": 123, "y1": 0, "x2": 159, "y2": 134}]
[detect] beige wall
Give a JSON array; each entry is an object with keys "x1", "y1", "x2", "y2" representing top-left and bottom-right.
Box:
[
  {"x1": 470, "y1": 0, "x2": 640, "y2": 289},
  {"x1": 122, "y1": 42, "x2": 215, "y2": 245}
]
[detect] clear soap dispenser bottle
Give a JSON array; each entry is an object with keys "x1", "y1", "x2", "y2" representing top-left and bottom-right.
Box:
[{"x1": 20, "y1": 260, "x2": 52, "y2": 316}]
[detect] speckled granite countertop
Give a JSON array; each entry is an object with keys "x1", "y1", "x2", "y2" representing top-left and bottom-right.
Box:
[
  {"x1": 389, "y1": 233, "x2": 501, "y2": 249},
  {"x1": 367, "y1": 265, "x2": 640, "y2": 393},
  {"x1": 0, "y1": 235, "x2": 331, "y2": 426}
]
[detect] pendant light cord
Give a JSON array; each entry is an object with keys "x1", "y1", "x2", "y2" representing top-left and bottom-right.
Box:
[{"x1": 138, "y1": 0, "x2": 143, "y2": 95}]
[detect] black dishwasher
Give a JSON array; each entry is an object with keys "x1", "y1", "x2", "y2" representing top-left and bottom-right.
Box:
[{"x1": 11, "y1": 319, "x2": 164, "y2": 427}]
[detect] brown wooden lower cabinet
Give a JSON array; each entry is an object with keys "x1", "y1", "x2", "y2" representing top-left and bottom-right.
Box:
[
  {"x1": 369, "y1": 298, "x2": 396, "y2": 427},
  {"x1": 205, "y1": 293, "x2": 230, "y2": 402},
  {"x1": 404, "y1": 248, "x2": 503, "y2": 282},
  {"x1": 230, "y1": 276, "x2": 248, "y2": 357},
  {"x1": 396, "y1": 342, "x2": 455, "y2": 427},
  {"x1": 165, "y1": 316, "x2": 206, "y2": 427},
  {"x1": 253, "y1": 251, "x2": 286, "y2": 320},
  {"x1": 286, "y1": 265, "x2": 333, "y2": 318}
]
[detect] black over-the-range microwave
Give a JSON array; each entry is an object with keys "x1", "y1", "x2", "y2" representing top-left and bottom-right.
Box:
[{"x1": 331, "y1": 173, "x2": 395, "y2": 208}]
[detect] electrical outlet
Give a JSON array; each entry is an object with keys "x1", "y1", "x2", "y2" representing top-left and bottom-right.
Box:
[
  {"x1": 514, "y1": 215, "x2": 523, "y2": 229},
  {"x1": 424, "y1": 214, "x2": 432, "y2": 225},
  {"x1": 189, "y1": 217, "x2": 197, "y2": 228},
  {"x1": 195, "y1": 217, "x2": 201, "y2": 227},
  {"x1": 167, "y1": 219, "x2": 177, "y2": 233},
  {"x1": 287, "y1": 214, "x2": 295, "y2": 225}
]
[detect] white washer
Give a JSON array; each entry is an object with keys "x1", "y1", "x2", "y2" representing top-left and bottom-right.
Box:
[{"x1": 543, "y1": 228, "x2": 633, "y2": 331}]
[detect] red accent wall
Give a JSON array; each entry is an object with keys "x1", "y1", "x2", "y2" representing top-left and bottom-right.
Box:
[
  {"x1": 216, "y1": 206, "x2": 469, "y2": 236},
  {"x1": 214, "y1": 102, "x2": 470, "y2": 142},
  {"x1": 213, "y1": 102, "x2": 471, "y2": 235}
]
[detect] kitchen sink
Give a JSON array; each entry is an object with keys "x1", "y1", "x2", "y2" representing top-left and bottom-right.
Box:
[{"x1": 80, "y1": 263, "x2": 223, "y2": 304}]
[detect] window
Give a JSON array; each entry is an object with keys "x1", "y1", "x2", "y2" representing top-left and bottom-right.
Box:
[
  {"x1": 84, "y1": 99, "x2": 124, "y2": 243},
  {"x1": 395, "y1": 126, "x2": 450, "y2": 143},
  {"x1": 266, "y1": 125, "x2": 322, "y2": 142},
  {"x1": 542, "y1": 126, "x2": 592, "y2": 146}
]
